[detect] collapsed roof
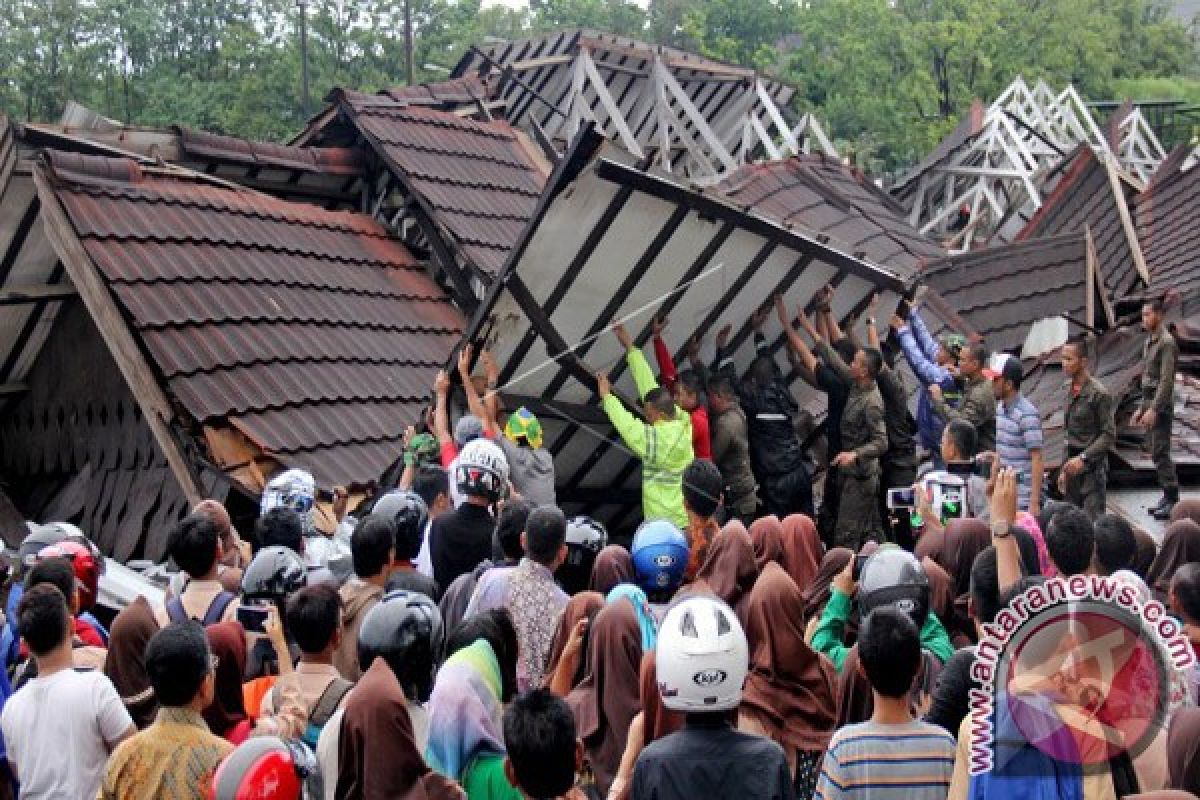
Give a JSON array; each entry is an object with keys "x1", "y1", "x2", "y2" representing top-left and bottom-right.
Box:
[
  {"x1": 0, "y1": 125, "x2": 463, "y2": 555},
  {"x1": 893, "y1": 78, "x2": 1165, "y2": 252},
  {"x1": 452, "y1": 30, "x2": 836, "y2": 184},
  {"x1": 469, "y1": 131, "x2": 917, "y2": 526}
]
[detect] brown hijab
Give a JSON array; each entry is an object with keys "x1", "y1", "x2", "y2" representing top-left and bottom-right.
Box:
[
  {"x1": 1133, "y1": 527, "x2": 1159, "y2": 579},
  {"x1": 546, "y1": 591, "x2": 604, "y2": 682},
  {"x1": 639, "y1": 650, "x2": 682, "y2": 744},
  {"x1": 1168, "y1": 706, "x2": 1200, "y2": 794},
  {"x1": 336, "y1": 657, "x2": 464, "y2": 800},
  {"x1": 940, "y1": 518, "x2": 992, "y2": 597},
  {"x1": 740, "y1": 563, "x2": 839, "y2": 752},
  {"x1": 203, "y1": 621, "x2": 248, "y2": 738},
  {"x1": 565, "y1": 600, "x2": 643, "y2": 797},
  {"x1": 103, "y1": 595, "x2": 160, "y2": 728},
  {"x1": 914, "y1": 526, "x2": 945, "y2": 563},
  {"x1": 802, "y1": 547, "x2": 854, "y2": 622},
  {"x1": 751, "y1": 515, "x2": 822, "y2": 592},
  {"x1": 1148, "y1": 520, "x2": 1200, "y2": 599},
  {"x1": 590, "y1": 546, "x2": 634, "y2": 595},
  {"x1": 1170, "y1": 498, "x2": 1200, "y2": 526},
  {"x1": 694, "y1": 521, "x2": 758, "y2": 616},
  {"x1": 923, "y1": 557, "x2": 955, "y2": 627}
]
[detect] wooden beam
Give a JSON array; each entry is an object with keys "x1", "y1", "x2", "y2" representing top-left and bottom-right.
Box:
[
  {"x1": 32, "y1": 165, "x2": 203, "y2": 506},
  {"x1": 0, "y1": 382, "x2": 28, "y2": 397},
  {"x1": 0, "y1": 284, "x2": 78, "y2": 305}
]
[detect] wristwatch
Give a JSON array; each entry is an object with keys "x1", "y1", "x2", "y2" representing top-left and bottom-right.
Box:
[
  {"x1": 866, "y1": 317, "x2": 876, "y2": 327},
  {"x1": 991, "y1": 519, "x2": 1011, "y2": 538}
]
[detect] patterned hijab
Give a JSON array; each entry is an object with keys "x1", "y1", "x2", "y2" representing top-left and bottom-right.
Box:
[{"x1": 426, "y1": 639, "x2": 506, "y2": 782}]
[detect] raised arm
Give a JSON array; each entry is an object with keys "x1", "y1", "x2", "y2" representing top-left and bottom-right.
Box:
[
  {"x1": 777, "y1": 294, "x2": 819, "y2": 378},
  {"x1": 909, "y1": 305, "x2": 941, "y2": 362},
  {"x1": 893, "y1": 314, "x2": 950, "y2": 386},
  {"x1": 614, "y1": 322, "x2": 660, "y2": 401},
  {"x1": 433, "y1": 370, "x2": 452, "y2": 445},
  {"x1": 481, "y1": 349, "x2": 502, "y2": 435},
  {"x1": 598, "y1": 372, "x2": 648, "y2": 459},
  {"x1": 650, "y1": 316, "x2": 678, "y2": 394},
  {"x1": 457, "y1": 344, "x2": 494, "y2": 435}
]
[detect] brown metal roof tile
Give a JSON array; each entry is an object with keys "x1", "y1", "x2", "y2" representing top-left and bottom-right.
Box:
[
  {"x1": 717, "y1": 157, "x2": 944, "y2": 280},
  {"x1": 1136, "y1": 145, "x2": 1199, "y2": 308},
  {"x1": 342, "y1": 102, "x2": 547, "y2": 278},
  {"x1": 43, "y1": 152, "x2": 463, "y2": 489},
  {"x1": 1017, "y1": 147, "x2": 1144, "y2": 301},
  {"x1": 923, "y1": 233, "x2": 1093, "y2": 353}
]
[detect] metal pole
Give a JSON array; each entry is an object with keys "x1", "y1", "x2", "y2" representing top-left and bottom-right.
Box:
[
  {"x1": 404, "y1": 0, "x2": 414, "y2": 86},
  {"x1": 298, "y1": 0, "x2": 311, "y2": 117}
]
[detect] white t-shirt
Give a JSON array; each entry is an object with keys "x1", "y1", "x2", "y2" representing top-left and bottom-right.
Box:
[{"x1": 1, "y1": 668, "x2": 132, "y2": 799}]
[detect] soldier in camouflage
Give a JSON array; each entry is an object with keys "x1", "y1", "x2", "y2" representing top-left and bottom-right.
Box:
[
  {"x1": 1133, "y1": 296, "x2": 1179, "y2": 520},
  {"x1": 1058, "y1": 339, "x2": 1116, "y2": 519}
]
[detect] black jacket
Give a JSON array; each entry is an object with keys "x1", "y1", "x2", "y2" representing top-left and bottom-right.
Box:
[
  {"x1": 718, "y1": 334, "x2": 807, "y2": 478},
  {"x1": 631, "y1": 718, "x2": 794, "y2": 800}
]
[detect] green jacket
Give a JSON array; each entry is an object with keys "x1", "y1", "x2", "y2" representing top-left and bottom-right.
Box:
[
  {"x1": 811, "y1": 587, "x2": 955, "y2": 672},
  {"x1": 602, "y1": 348, "x2": 694, "y2": 529}
]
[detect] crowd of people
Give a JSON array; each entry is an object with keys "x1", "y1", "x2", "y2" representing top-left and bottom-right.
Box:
[{"x1": 0, "y1": 288, "x2": 1194, "y2": 800}]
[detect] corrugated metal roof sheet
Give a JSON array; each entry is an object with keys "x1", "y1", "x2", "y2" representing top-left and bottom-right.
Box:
[
  {"x1": 468, "y1": 136, "x2": 916, "y2": 528},
  {"x1": 1016, "y1": 146, "x2": 1145, "y2": 302},
  {"x1": 717, "y1": 156, "x2": 945, "y2": 275},
  {"x1": 922, "y1": 232, "x2": 1097, "y2": 354},
  {"x1": 341, "y1": 101, "x2": 547, "y2": 278},
  {"x1": 40, "y1": 150, "x2": 463, "y2": 488}
]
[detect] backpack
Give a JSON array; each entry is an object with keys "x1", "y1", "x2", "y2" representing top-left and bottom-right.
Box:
[
  {"x1": 166, "y1": 590, "x2": 237, "y2": 627},
  {"x1": 271, "y1": 675, "x2": 354, "y2": 748}
]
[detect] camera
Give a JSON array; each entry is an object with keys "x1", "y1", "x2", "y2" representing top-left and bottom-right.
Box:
[{"x1": 886, "y1": 487, "x2": 916, "y2": 509}]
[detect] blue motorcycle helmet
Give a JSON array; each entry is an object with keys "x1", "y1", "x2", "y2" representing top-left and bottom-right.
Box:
[{"x1": 631, "y1": 519, "x2": 689, "y2": 595}]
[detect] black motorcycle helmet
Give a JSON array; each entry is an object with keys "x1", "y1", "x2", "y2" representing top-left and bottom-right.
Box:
[
  {"x1": 241, "y1": 546, "x2": 307, "y2": 601},
  {"x1": 858, "y1": 545, "x2": 930, "y2": 628},
  {"x1": 371, "y1": 491, "x2": 429, "y2": 542},
  {"x1": 357, "y1": 589, "x2": 444, "y2": 703},
  {"x1": 558, "y1": 516, "x2": 607, "y2": 595}
]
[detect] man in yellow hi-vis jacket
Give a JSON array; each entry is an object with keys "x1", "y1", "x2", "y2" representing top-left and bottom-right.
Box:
[{"x1": 596, "y1": 323, "x2": 694, "y2": 530}]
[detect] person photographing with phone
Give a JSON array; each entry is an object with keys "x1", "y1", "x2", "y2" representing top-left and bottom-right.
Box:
[{"x1": 895, "y1": 420, "x2": 990, "y2": 541}]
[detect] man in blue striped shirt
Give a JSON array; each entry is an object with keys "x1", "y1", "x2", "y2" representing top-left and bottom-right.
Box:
[
  {"x1": 816, "y1": 607, "x2": 956, "y2": 799},
  {"x1": 988, "y1": 355, "x2": 1044, "y2": 516}
]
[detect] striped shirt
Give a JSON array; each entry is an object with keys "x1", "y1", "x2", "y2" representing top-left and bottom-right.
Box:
[
  {"x1": 995, "y1": 394, "x2": 1043, "y2": 510},
  {"x1": 815, "y1": 719, "x2": 956, "y2": 800}
]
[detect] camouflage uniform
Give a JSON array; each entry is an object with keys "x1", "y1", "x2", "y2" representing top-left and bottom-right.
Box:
[
  {"x1": 1139, "y1": 329, "x2": 1179, "y2": 493},
  {"x1": 1064, "y1": 375, "x2": 1115, "y2": 518},
  {"x1": 932, "y1": 373, "x2": 997, "y2": 454},
  {"x1": 835, "y1": 382, "x2": 888, "y2": 550}
]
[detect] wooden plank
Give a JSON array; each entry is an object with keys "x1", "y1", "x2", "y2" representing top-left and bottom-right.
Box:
[
  {"x1": 0, "y1": 284, "x2": 77, "y2": 305},
  {"x1": 33, "y1": 165, "x2": 203, "y2": 507},
  {"x1": 1102, "y1": 152, "x2": 1151, "y2": 285},
  {"x1": 0, "y1": 382, "x2": 28, "y2": 396}
]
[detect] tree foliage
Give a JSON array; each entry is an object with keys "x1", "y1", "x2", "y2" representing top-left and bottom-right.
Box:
[{"x1": 0, "y1": 0, "x2": 1194, "y2": 166}]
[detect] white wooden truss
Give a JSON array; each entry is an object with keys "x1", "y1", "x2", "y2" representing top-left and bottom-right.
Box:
[
  {"x1": 899, "y1": 77, "x2": 1152, "y2": 252},
  {"x1": 452, "y1": 30, "x2": 837, "y2": 185}
]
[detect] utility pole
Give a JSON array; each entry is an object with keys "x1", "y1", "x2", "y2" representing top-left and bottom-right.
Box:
[
  {"x1": 298, "y1": 0, "x2": 311, "y2": 117},
  {"x1": 404, "y1": 0, "x2": 415, "y2": 86}
]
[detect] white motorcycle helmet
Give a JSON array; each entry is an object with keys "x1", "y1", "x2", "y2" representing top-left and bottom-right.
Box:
[
  {"x1": 260, "y1": 468, "x2": 317, "y2": 534},
  {"x1": 454, "y1": 438, "x2": 510, "y2": 504},
  {"x1": 655, "y1": 595, "x2": 748, "y2": 713}
]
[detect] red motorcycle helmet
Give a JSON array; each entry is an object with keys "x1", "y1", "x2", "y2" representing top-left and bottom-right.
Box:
[
  {"x1": 209, "y1": 737, "x2": 309, "y2": 800},
  {"x1": 37, "y1": 540, "x2": 100, "y2": 613}
]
